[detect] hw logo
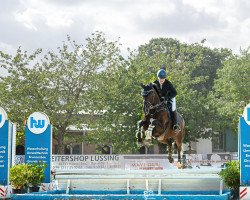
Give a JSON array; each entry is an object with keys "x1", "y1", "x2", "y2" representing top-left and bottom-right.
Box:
[
  {"x1": 243, "y1": 104, "x2": 250, "y2": 126},
  {"x1": 30, "y1": 117, "x2": 45, "y2": 128},
  {"x1": 0, "y1": 107, "x2": 7, "y2": 128},
  {"x1": 27, "y1": 112, "x2": 50, "y2": 134}
]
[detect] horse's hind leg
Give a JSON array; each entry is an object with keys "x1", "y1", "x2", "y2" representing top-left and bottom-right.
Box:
[
  {"x1": 167, "y1": 139, "x2": 174, "y2": 163},
  {"x1": 176, "y1": 141, "x2": 183, "y2": 163}
]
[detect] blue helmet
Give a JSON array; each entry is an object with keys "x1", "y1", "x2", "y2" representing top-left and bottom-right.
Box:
[{"x1": 157, "y1": 69, "x2": 167, "y2": 79}]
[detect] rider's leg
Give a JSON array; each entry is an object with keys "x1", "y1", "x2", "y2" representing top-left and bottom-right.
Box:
[{"x1": 171, "y1": 98, "x2": 180, "y2": 132}]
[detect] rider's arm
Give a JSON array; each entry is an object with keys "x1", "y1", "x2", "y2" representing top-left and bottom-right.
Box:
[{"x1": 165, "y1": 81, "x2": 177, "y2": 99}]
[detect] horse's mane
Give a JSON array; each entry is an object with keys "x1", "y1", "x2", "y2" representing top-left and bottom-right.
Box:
[
  {"x1": 152, "y1": 83, "x2": 161, "y2": 99},
  {"x1": 143, "y1": 83, "x2": 153, "y2": 91},
  {"x1": 141, "y1": 83, "x2": 162, "y2": 100}
]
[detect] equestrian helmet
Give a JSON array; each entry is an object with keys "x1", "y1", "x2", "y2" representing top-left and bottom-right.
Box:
[{"x1": 157, "y1": 69, "x2": 167, "y2": 79}]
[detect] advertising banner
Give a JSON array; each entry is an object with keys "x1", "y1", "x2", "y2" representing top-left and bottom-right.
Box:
[
  {"x1": 0, "y1": 107, "x2": 14, "y2": 185},
  {"x1": 239, "y1": 104, "x2": 250, "y2": 186},
  {"x1": 51, "y1": 154, "x2": 232, "y2": 171},
  {"x1": 25, "y1": 112, "x2": 52, "y2": 183}
]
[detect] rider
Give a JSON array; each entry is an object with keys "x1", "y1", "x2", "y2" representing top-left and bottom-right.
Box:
[{"x1": 153, "y1": 68, "x2": 180, "y2": 132}]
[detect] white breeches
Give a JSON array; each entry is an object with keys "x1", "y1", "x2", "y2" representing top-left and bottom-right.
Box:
[{"x1": 171, "y1": 97, "x2": 176, "y2": 111}]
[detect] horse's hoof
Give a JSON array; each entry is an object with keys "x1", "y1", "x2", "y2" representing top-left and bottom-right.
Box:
[
  {"x1": 176, "y1": 162, "x2": 183, "y2": 169},
  {"x1": 168, "y1": 157, "x2": 174, "y2": 163}
]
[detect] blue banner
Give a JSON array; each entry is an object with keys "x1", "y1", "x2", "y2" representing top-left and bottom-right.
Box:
[
  {"x1": 239, "y1": 104, "x2": 250, "y2": 185},
  {"x1": 25, "y1": 112, "x2": 52, "y2": 183},
  {"x1": 0, "y1": 107, "x2": 10, "y2": 185},
  {"x1": 0, "y1": 121, "x2": 9, "y2": 185}
]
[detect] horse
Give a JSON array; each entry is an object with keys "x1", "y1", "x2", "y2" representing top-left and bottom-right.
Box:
[{"x1": 136, "y1": 83, "x2": 185, "y2": 164}]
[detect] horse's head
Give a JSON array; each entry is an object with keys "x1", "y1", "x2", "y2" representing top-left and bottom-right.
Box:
[
  {"x1": 141, "y1": 83, "x2": 157, "y2": 102},
  {"x1": 141, "y1": 83, "x2": 161, "y2": 115}
]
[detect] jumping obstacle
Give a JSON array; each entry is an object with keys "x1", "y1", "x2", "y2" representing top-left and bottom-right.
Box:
[
  {"x1": 53, "y1": 168, "x2": 224, "y2": 193},
  {"x1": 11, "y1": 166, "x2": 231, "y2": 200},
  {"x1": 49, "y1": 154, "x2": 231, "y2": 199}
]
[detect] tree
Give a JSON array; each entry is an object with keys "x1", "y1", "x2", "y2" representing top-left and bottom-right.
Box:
[
  {"x1": 0, "y1": 32, "x2": 123, "y2": 153},
  {"x1": 84, "y1": 51, "x2": 141, "y2": 153},
  {"x1": 85, "y1": 37, "x2": 232, "y2": 153},
  {"x1": 0, "y1": 47, "x2": 42, "y2": 127},
  {"x1": 213, "y1": 49, "x2": 250, "y2": 131}
]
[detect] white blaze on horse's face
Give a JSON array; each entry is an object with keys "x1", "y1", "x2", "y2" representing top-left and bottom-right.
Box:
[{"x1": 158, "y1": 78, "x2": 166, "y2": 85}]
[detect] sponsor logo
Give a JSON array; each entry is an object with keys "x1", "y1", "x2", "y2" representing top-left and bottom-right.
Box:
[
  {"x1": 0, "y1": 107, "x2": 7, "y2": 128},
  {"x1": 243, "y1": 104, "x2": 250, "y2": 126},
  {"x1": 27, "y1": 112, "x2": 50, "y2": 134}
]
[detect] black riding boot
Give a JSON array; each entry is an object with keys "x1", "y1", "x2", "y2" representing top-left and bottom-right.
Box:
[{"x1": 172, "y1": 110, "x2": 180, "y2": 132}]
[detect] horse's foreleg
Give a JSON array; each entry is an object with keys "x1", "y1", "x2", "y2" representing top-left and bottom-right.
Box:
[
  {"x1": 136, "y1": 120, "x2": 144, "y2": 144},
  {"x1": 145, "y1": 118, "x2": 155, "y2": 141}
]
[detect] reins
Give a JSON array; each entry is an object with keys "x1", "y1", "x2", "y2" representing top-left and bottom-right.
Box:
[
  {"x1": 143, "y1": 100, "x2": 165, "y2": 115},
  {"x1": 142, "y1": 88, "x2": 165, "y2": 116}
]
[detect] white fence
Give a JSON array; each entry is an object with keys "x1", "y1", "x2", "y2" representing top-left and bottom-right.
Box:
[
  {"x1": 54, "y1": 168, "x2": 224, "y2": 195},
  {"x1": 49, "y1": 154, "x2": 231, "y2": 194}
]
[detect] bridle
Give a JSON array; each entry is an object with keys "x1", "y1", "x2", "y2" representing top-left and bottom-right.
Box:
[{"x1": 142, "y1": 88, "x2": 165, "y2": 116}]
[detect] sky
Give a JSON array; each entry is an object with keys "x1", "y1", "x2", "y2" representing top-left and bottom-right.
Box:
[{"x1": 1, "y1": 0, "x2": 250, "y2": 58}]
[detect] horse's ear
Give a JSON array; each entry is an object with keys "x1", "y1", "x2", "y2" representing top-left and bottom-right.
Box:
[{"x1": 140, "y1": 83, "x2": 145, "y2": 88}]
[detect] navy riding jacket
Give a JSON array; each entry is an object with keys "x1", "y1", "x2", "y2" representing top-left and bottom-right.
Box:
[{"x1": 153, "y1": 79, "x2": 177, "y2": 100}]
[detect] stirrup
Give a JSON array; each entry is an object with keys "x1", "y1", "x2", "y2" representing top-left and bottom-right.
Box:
[{"x1": 173, "y1": 124, "x2": 180, "y2": 132}]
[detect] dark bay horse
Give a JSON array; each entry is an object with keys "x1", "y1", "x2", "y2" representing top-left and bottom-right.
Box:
[{"x1": 136, "y1": 83, "x2": 185, "y2": 163}]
